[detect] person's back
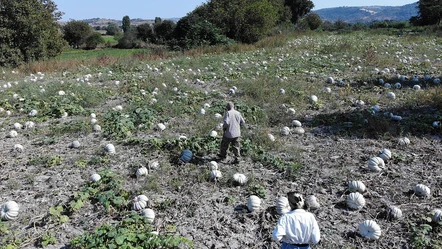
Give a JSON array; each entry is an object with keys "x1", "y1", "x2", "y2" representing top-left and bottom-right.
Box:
[{"x1": 223, "y1": 108, "x2": 244, "y2": 138}]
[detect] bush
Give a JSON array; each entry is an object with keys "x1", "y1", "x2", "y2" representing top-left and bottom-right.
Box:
[{"x1": 84, "y1": 32, "x2": 105, "y2": 50}]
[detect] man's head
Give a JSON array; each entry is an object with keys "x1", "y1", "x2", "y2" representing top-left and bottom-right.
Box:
[
  {"x1": 287, "y1": 192, "x2": 305, "y2": 210},
  {"x1": 226, "y1": 102, "x2": 234, "y2": 110}
]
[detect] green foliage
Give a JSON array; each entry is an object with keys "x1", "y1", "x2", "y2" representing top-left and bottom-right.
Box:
[
  {"x1": 29, "y1": 155, "x2": 63, "y2": 167},
  {"x1": 304, "y1": 13, "x2": 322, "y2": 30},
  {"x1": 122, "y1": 15, "x2": 131, "y2": 33},
  {"x1": 410, "y1": 221, "x2": 442, "y2": 248},
  {"x1": 84, "y1": 32, "x2": 105, "y2": 50},
  {"x1": 49, "y1": 206, "x2": 70, "y2": 224},
  {"x1": 106, "y1": 23, "x2": 121, "y2": 36},
  {"x1": 411, "y1": 0, "x2": 442, "y2": 26},
  {"x1": 103, "y1": 110, "x2": 136, "y2": 139},
  {"x1": 284, "y1": 0, "x2": 315, "y2": 24},
  {"x1": 70, "y1": 212, "x2": 193, "y2": 249},
  {"x1": 153, "y1": 20, "x2": 177, "y2": 45},
  {"x1": 248, "y1": 184, "x2": 267, "y2": 198},
  {"x1": 136, "y1": 23, "x2": 154, "y2": 42},
  {"x1": 39, "y1": 232, "x2": 57, "y2": 247},
  {"x1": 63, "y1": 20, "x2": 93, "y2": 49},
  {"x1": 0, "y1": 0, "x2": 67, "y2": 67}
]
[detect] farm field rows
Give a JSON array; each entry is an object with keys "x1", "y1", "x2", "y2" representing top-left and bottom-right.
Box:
[{"x1": 0, "y1": 31, "x2": 441, "y2": 249}]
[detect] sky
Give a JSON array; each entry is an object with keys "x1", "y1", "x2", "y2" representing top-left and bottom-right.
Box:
[{"x1": 55, "y1": 0, "x2": 417, "y2": 21}]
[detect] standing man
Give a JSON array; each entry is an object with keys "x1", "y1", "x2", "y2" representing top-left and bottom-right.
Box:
[
  {"x1": 272, "y1": 192, "x2": 321, "y2": 249},
  {"x1": 218, "y1": 102, "x2": 245, "y2": 164}
]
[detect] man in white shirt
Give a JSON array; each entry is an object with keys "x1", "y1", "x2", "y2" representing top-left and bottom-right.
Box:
[
  {"x1": 272, "y1": 193, "x2": 321, "y2": 249},
  {"x1": 218, "y1": 102, "x2": 245, "y2": 164}
]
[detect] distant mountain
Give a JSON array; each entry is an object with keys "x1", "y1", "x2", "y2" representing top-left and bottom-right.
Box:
[{"x1": 313, "y1": 2, "x2": 418, "y2": 23}]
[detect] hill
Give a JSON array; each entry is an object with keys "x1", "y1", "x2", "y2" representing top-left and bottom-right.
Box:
[{"x1": 313, "y1": 2, "x2": 418, "y2": 23}]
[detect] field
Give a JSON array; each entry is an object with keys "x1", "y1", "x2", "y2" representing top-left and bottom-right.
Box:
[{"x1": 1, "y1": 31, "x2": 442, "y2": 249}]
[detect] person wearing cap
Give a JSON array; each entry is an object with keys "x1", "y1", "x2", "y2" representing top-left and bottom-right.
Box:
[
  {"x1": 218, "y1": 102, "x2": 245, "y2": 164},
  {"x1": 272, "y1": 192, "x2": 321, "y2": 249}
]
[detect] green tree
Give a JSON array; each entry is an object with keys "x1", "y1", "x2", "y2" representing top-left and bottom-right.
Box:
[
  {"x1": 62, "y1": 20, "x2": 93, "y2": 48},
  {"x1": 154, "y1": 17, "x2": 162, "y2": 24},
  {"x1": 122, "y1": 15, "x2": 131, "y2": 33},
  {"x1": 136, "y1": 23, "x2": 154, "y2": 42},
  {"x1": 284, "y1": 0, "x2": 314, "y2": 24},
  {"x1": 106, "y1": 23, "x2": 120, "y2": 36},
  {"x1": 84, "y1": 32, "x2": 104, "y2": 50},
  {"x1": 153, "y1": 20, "x2": 176, "y2": 44},
  {"x1": 411, "y1": 0, "x2": 442, "y2": 26},
  {"x1": 304, "y1": 12, "x2": 322, "y2": 30},
  {"x1": 0, "y1": 0, "x2": 67, "y2": 67}
]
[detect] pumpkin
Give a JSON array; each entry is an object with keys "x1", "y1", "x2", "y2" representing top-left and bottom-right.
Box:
[
  {"x1": 348, "y1": 180, "x2": 366, "y2": 193},
  {"x1": 324, "y1": 87, "x2": 332, "y2": 93},
  {"x1": 293, "y1": 127, "x2": 305, "y2": 135},
  {"x1": 368, "y1": 157, "x2": 385, "y2": 172},
  {"x1": 413, "y1": 85, "x2": 421, "y2": 90},
  {"x1": 199, "y1": 108, "x2": 206, "y2": 115},
  {"x1": 136, "y1": 167, "x2": 148, "y2": 177},
  {"x1": 432, "y1": 209, "x2": 442, "y2": 222},
  {"x1": 133, "y1": 195, "x2": 149, "y2": 211},
  {"x1": 90, "y1": 173, "x2": 101, "y2": 182},
  {"x1": 7, "y1": 130, "x2": 18, "y2": 138},
  {"x1": 326, "y1": 77, "x2": 334, "y2": 84},
  {"x1": 208, "y1": 161, "x2": 218, "y2": 171},
  {"x1": 359, "y1": 220, "x2": 381, "y2": 240},
  {"x1": 276, "y1": 197, "x2": 291, "y2": 215},
  {"x1": 387, "y1": 206, "x2": 403, "y2": 220},
  {"x1": 306, "y1": 195, "x2": 320, "y2": 210},
  {"x1": 12, "y1": 144, "x2": 24, "y2": 152},
  {"x1": 386, "y1": 92, "x2": 396, "y2": 99},
  {"x1": 267, "y1": 134, "x2": 276, "y2": 142},
  {"x1": 149, "y1": 161, "x2": 160, "y2": 170},
  {"x1": 29, "y1": 109, "x2": 38, "y2": 117},
  {"x1": 346, "y1": 192, "x2": 366, "y2": 210},
  {"x1": 209, "y1": 130, "x2": 218, "y2": 137},
  {"x1": 291, "y1": 120, "x2": 302, "y2": 127},
  {"x1": 214, "y1": 113, "x2": 222, "y2": 119},
  {"x1": 413, "y1": 184, "x2": 431, "y2": 198},
  {"x1": 90, "y1": 118, "x2": 98, "y2": 124},
  {"x1": 394, "y1": 82, "x2": 402, "y2": 88},
  {"x1": 287, "y1": 108, "x2": 296, "y2": 115},
  {"x1": 93, "y1": 124, "x2": 101, "y2": 132},
  {"x1": 281, "y1": 126, "x2": 290, "y2": 136},
  {"x1": 310, "y1": 95, "x2": 318, "y2": 103},
  {"x1": 0, "y1": 201, "x2": 19, "y2": 221},
  {"x1": 113, "y1": 105, "x2": 123, "y2": 111},
  {"x1": 71, "y1": 140, "x2": 81, "y2": 149},
  {"x1": 157, "y1": 123, "x2": 166, "y2": 131},
  {"x1": 398, "y1": 137, "x2": 410, "y2": 146},
  {"x1": 24, "y1": 121, "x2": 35, "y2": 129},
  {"x1": 433, "y1": 121, "x2": 441, "y2": 128},
  {"x1": 378, "y1": 148, "x2": 392, "y2": 161},
  {"x1": 180, "y1": 150, "x2": 193, "y2": 163},
  {"x1": 279, "y1": 88, "x2": 286, "y2": 94},
  {"x1": 247, "y1": 195, "x2": 262, "y2": 212},
  {"x1": 105, "y1": 144, "x2": 116, "y2": 154},
  {"x1": 384, "y1": 83, "x2": 391, "y2": 88},
  {"x1": 141, "y1": 208, "x2": 155, "y2": 223},
  {"x1": 391, "y1": 115, "x2": 402, "y2": 121},
  {"x1": 210, "y1": 170, "x2": 222, "y2": 180},
  {"x1": 203, "y1": 103, "x2": 211, "y2": 108},
  {"x1": 13, "y1": 123, "x2": 23, "y2": 130},
  {"x1": 233, "y1": 173, "x2": 247, "y2": 185},
  {"x1": 90, "y1": 113, "x2": 96, "y2": 118}
]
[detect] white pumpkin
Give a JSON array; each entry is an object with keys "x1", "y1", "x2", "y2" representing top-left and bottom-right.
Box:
[
  {"x1": 199, "y1": 108, "x2": 206, "y2": 115},
  {"x1": 141, "y1": 208, "x2": 155, "y2": 223},
  {"x1": 310, "y1": 95, "x2": 318, "y2": 103},
  {"x1": 267, "y1": 133, "x2": 276, "y2": 142},
  {"x1": 136, "y1": 167, "x2": 148, "y2": 177},
  {"x1": 208, "y1": 161, "x2": 218, "y2": 170},
  {"x1": 281, "y1": 126, "x2": 290, "y2": 136},
  {"x1": 391, "y1": 115, "x2": 402, "y2": 121},
  {"x1": 24, "y1": 121, "x2": 35, "y2": 129},
  {"x1": 306, "y1": 195, "x2": 320, "y2": 210},
  {"x1": 90, "y1": 173, "x2": 101, "y2": 182},
  {"x1": 359, "y1": 220, "x2": 381, "y2": 240},
  {"x1": 287, "y1": 108, "x2": 296, "y2": 115},
  {"x1": 157, "y1": 123, "x2": 166, "y2": 131},
  {"x1": 214, "y1": 113, "x2": 222, "y2": 119},
  {"x1": 413, "y1": 85, "x2": 421, "y2": 90},
  {"x1": 386, "y1": 92, "x2": 396, "y2": 99},
  {"x1": 346, "y1": 192, "x2": 366, "y2": 210},
  {"x1": 210, "y1": 170, "x2": 222, "y2": 180},
  {"x1": 0, "y1": 201, "x2": 19, "y2": 221},
  {"x1": 394, "y1": 82, "x2": 402, "y2": 88},
  {"x1": 247, "y1": 195, "x2": 262, "y2": 212},
  {"x1": 13, "y1": 123, "x2": 23, "y2": 130},
  {"x1": 432, "y1": 209, "x2": 442, "y2": 223},
  {"x1": 291, "y1": 120, "x2": 302, "y2": 127},
  {"x1": 378, "y1": 148, "x2": 391, "y2": 161},
  {"x1": 113, "y1": 105, "x2": 123, "y2": 111},
  {"x1": 279, "y1": 88, "x2": 286, "y2": 94},
  {"x1": 276, "y1": 197, "x2": 291, "y2": 215},
  {"x1": 326, "y1": 77, "x2": 334, "y2": 84},
  {"x1": 13, "y1": 144, "x2": 24, "y2": 152},
  {"x1": 368, "y1": 157, "x2": 385, "y2": 172},
  {"x1": 149, "y1": 161, "x2": 160, "y2": 170},
  {"x1": 433, "y1": 121, "x2": 441, "y2": 128},
  {"x1": 105, "y1": 144, "x2": 116, "y2": 154},
  {"x1": 413, "y1": 184, "x2": 431, "y2": 198},
  {"x1": 232, "y1": 173, "x2": 247, "y2": 185},
  {"x1": 348, "y1": 180, "x2": 366, "y2": 193},
  {"x1": 29, "y1": 109, "x2": 38, "y2": 117},
  {"x1": 387, "y1": 206, "x2": 403, "y2": 219},
  {"x1": 90, "y1": 113, "x2": 96, "y2": 118},
  {"x1": 71, "y1": 140, "x2": 81, "y2": 148},
  {"x1": 93, "y1": 124, "x2": 101, "y2": 132},
  {"x1": 7, "y1": 130, "x2": 18, "y2": 138},
  {"x1": 133, "y1": 195, "x2": 149, "y2": 211},
  {"x1": 292, "y1": 127, "x2": 305, "y2": 135},
  {"x1": 209, "y1": 130, "x2": 218, "y2": 137},
  {"x1": 90, "y1": 118, "x2": 98, "y2": 124},
  {"x1": 384, "y1": 83, "x2": 391, "y2": 89},
  {"x1": 398, "y1": 137, "x2": 410, "y2": 146}
]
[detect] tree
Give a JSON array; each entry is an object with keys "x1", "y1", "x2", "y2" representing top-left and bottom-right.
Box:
[
  {"x1": 0, "y1": 0, "x2": 67, "y2": 67},
  {"x1": 154, "y1": 17, "x2": 162, "y2": 24},
  {"x1": 106, "y1": 23, "x2": 121, "y2": 36},
  {"x1": 84, "y1": 32, "x2": 104, "y2": 50},
  {"x1": 411, "y1": 0, "x2": 442, "y2": 26},
  {"x1": 304, "y1": 13, "x2": 322, "y2": 30},
  {"x1": 63, "y1": 20, "x2": 93, "y2": 48},
  {"x1": 136, "y1": 23, "x2": 154, "y2": 42},
  {"x1": 122, "y1": 15, "x2": 131, "y2": 33},
  {"x1": 153, "y1": 20, "x2": 176, "y2": 44},
  {"x1": 284, "y1": 0, "x2": 314, "y2": 24}
]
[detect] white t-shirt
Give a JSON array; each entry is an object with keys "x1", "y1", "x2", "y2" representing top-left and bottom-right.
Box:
[{"x1": 272, "y1": 209, "x2": 321, "y2": 245}]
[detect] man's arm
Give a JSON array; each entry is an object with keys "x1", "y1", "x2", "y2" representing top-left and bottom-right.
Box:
[
  {"x1": 272, "y1": 217, "x2": 286, "y2": 242},
  {"x1": 310, "y1": 217, "x2": 321, "y2": 244}
]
